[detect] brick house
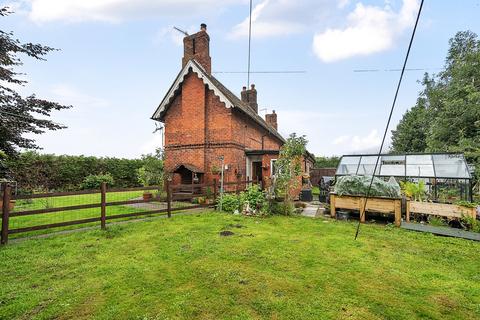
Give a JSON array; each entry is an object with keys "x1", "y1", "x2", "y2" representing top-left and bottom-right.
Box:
[{"x1": 151, "y1": 24, "x2": 314, "y2": 189}]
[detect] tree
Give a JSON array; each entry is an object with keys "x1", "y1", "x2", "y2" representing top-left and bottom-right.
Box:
[
  {"x1": 314, "y1": 156, "x2": 340, "y2": 168},
  {"x1": 0, "y1": 7, "x2": 71, "y2": 157},
  {"x1": 391, "y1": 30, "x2": 480, "y2": 179},
  {"x1": 137, "y1": 153, "x2": 164, "y2": 187},
  {"x1": 272, "y1": 133, "x2": 307, "y2": 215}
]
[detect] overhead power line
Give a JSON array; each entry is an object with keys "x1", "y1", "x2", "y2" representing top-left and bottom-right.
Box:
[
  {"x1": 213, "y1": 70, "x2": 306, "y2": 74},
  {"x1": 353, "y1": 67, "x2": 442, "y2": 73},
  {"x1": 354, "y1": 0, "x2": 424, "y2": 240}
]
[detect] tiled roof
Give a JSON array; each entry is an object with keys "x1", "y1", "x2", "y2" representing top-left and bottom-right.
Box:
[{"x1": 151, "y1": 59, "x2": 285, "y2": 143}]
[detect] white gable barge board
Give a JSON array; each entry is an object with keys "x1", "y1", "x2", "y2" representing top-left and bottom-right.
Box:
[{"x1": 152, "y1": 60, "x2": 234, "y2": 120}]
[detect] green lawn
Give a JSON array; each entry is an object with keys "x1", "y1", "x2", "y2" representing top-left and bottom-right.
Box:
[
  {"x1": 9, "y1": 189, "x2": 189, "y2": 237},
  {"x1": 1, "y1": 212, "x2": 479, "y2": 320}
]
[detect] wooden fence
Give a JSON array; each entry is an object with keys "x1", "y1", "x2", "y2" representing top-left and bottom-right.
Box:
[{"x1": 0, "y1": 179, "x2": 254, "y2": 244}]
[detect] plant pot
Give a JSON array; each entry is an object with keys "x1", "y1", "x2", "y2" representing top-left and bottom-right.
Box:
[
  {"x1": 0, "y1": 200, "x2": 15, "y2": 211},
  {"x1": 143, "y1": 192, "x2": 153, "y2": 201}
]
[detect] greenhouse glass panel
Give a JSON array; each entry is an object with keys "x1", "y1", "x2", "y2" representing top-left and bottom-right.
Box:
[
  {"x1": 336, "y1": 156, "x2": 361, "y2": 175},
  {"x1": 432, "y1": 154, "x2": 470, "y2": 178},
  {"x1": 406, "y1": 155, "x2": 434, "y2": 177},
  {"x1": 356, "y1": 156, "x2": 380, "y2": 175},
  {"x1": 379, "y1": 155, "x2": 406, "y2": 176}
]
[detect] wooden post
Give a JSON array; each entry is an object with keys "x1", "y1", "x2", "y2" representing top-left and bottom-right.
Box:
[
  {"x1": 213, "y1": 179, "x2": 217, "y2": 203},
  {"x1": 359, "y1": 198, "x2": 366, "y2": 223},
  {"x1": 330, "y1": 194, "x2": 336, "y2": 218},
  {"x1": 236, "y1": 175, "x2": 241, "y2": 195},
  {"x1": 166, "y1": 180, "x2": 171, "y2": 218},
  {"x1": 406, "y1": 200, "x2": 410, "y2": 223},
  {"x1": 1, "y1": 183, "x2": 11, "y2": 245},
  {"x1": 100, "y1": 182, "x2": 106, "y2": 230},
  {"x1": 394, "y1": 199, "x2": 401, "y2": 227}
]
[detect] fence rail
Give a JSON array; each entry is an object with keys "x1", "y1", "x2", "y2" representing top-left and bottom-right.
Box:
[{"x1": 0, "y1": 179, "x2": 257, "y2": 244}]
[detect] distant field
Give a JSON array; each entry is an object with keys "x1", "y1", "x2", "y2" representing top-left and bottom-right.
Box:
[{"x1": 1, "y1": 212, "x2": 479, "y2": 319}]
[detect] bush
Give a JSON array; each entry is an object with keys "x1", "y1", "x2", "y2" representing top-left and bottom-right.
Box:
[
  {"x1": 5, "y1": 151, "x2": 147, "y2": 192},
  {"x1": 218, "y1": 193, "x2": 240, "y2": 213},
  {"x1": 218, "y1": 185, "x2": 267, "y2": 214},
  {"x1": 137, "y1": 154, "x2": 163, "y2": 187},
  {"x1": 81, "y1": 173, "x2": 114, "y2": 190},
  {"x1": 334, "y1": 175, "x2": 401, "y2": 198},
  {"x1": 460, "y1": 215, "x2": 480, "y2": 233},
  {"x1": 270, "y1": 201, "x2": 295, "y2": 216},
  {"x1": 239, "y1": 184, "x2": 266, "y2": 211}
]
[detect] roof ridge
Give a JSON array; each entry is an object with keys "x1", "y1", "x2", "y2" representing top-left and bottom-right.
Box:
[{"x1": 152, "y1": 59, "x2": 285, "y2": 143}]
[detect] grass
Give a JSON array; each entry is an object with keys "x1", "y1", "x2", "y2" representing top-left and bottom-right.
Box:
[
  {"x1": 1, "y1": 212, "x2": 479, "y2": 319},
  {"x1": 8, "y1": 188, "x2": 188, "y2": 238}
]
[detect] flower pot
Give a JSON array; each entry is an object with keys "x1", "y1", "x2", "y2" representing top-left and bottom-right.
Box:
[{"x1": 143, "y1": 192, "x2": 153, "y2": 201}]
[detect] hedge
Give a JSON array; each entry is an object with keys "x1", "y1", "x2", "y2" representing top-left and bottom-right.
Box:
[{"x1": 4, "y1": 151, "x2": 161, "y2": 193}]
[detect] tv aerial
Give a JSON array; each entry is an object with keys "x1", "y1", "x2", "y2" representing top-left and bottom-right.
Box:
[{"x1": 173, "y1": 26, "x2": 189, "y2": 36}]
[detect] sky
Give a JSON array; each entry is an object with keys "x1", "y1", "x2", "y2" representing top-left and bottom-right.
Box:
[{"x1": 2, "y1": 0, "x2": 480, "y2": 158}]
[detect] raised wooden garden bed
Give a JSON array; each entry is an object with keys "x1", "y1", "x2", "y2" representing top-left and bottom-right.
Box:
[
  {"x1": 406, "y1": 201, "x2": 477, "y2": 222},
  {"x1": 330, "y1": 193, "x2": 402, "y2": 226}
]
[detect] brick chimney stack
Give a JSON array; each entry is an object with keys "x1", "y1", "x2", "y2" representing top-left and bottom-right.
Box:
[
  {"x1": 182, "y1": 23, "x2": 211, "y2": 73},
  {"x1": 265, "y1": 110, "x2": 278, "y2": 130},
  {"x1": 240, "y1": 84, "x2": 258, "y2": 113}
]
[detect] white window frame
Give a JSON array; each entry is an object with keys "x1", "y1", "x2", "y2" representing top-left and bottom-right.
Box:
[{"x1": 270, "y1": 159, "x2": 278, "y2": 177}]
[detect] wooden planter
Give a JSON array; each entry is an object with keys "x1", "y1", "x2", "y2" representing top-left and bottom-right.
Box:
[
  {"x1": 406, "y1": 201, "x2": 477, "y2": 222},
  {"x1": 330, "y1": 193, "x2": 402, "y2": 226}
]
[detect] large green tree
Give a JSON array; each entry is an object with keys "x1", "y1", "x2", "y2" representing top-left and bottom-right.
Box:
[
  {"x1": 391, "y1": 30, "x2": 480, "y2": 178},
  {"x1": 0, "y1": 7, "x2": 70, "y2": 157}
]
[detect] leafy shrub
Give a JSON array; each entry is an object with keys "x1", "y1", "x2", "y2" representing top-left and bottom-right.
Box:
[
  {"x1": 455, "y1": 200, "x2": 479, "y2": 208},
  {"x1": 334, "y1": 175, "x2": 401, "y2": 198},
  {"x1": 81, "y1": 173, "x2": 114, "y2": 190},
  {"x1": 400, "y1": 181, "x2": 426, "y2": 201},
  {"x1": 460, "y1": 214, "x2": 480, "y2": 233},
  {"x1": 270, "y1": 201, "x2": 295, "y2": 216},
  {"x1": 5, "y1": 151, "x2": 152, "y2": 192},
  {"x1": 428, "y1": 216, "x2": 447, "y2": 227},
  {"x1": 137, "y1": 154, "x2": 164, "y2": 187},
  {"x1": 239, "y1": 184, "x2": 266, "y2": 211},
  {"x1": 218, "y1": 193, "x2": 240, "y2": 213}
]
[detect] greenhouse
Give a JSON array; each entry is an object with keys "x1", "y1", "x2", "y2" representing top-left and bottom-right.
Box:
[{"x1": 335, "y1": 153, "x2": 473, "y2": 202}]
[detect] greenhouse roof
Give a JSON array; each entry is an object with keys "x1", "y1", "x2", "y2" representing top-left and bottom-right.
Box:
[{"x1": 336, "y1": 153, "x2": 471, "y2": 179}]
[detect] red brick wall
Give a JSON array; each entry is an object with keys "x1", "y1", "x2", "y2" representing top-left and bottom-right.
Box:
[{"x1": 163, "y1": 70, "x2": 283, "y2": 189}]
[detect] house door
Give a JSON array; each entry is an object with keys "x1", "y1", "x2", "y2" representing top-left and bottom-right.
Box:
[{"x1": 252, "y1": 161, "x2": 263, "y2": 183}]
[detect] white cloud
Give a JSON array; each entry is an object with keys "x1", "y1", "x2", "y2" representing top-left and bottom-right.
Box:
[
  {"x1": 333, "y1": 129, "x2": 381, "y2": 152},
  {"x1": 338, "y1": 0, "x2": 350, "y2": 9},
  {"x1": 230, "y1": 0, "x2": 339, "y2": 39},
  {"x1": 26, "y1": 0, "x2": 241, "y2": 23},
  {"x1": 312, "y1": 0, "x2": 419, "y2": 62},
  {"x1": 51, "y1": 84, "x2": 110, "y2": 109}
]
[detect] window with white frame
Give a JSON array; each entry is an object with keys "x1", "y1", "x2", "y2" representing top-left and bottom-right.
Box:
[{"x1": 270, "y1": 159, "x2": 277, "y2": 176}]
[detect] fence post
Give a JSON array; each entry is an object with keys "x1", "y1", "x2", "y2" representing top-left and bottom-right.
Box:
[
  {"x1": 236, "y1": 175, "x2": 241, "y2": 195},
  {"x1": 100, "y1": 182, "x2": 106, "y2": 230},
  {"x1": 1, "y1": 183, "x2": 11, "y2": 245},
  {"x1": 213, "y1": 179, "x2": 217, "y2": 203},
  {"x1": 166, "y1": 180, "x2": 171, "y2": 218}
]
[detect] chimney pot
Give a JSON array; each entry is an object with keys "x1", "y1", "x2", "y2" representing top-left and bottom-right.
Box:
[
  {"x1": 200, "y1": 23, "x2": 207, "y2": 31},
  {"x1": 251, "y1": 84, "x2": 255, "y2": 89},
  {"x1": 242, "y1": 86, "x2": 247, "y2": 91},
  {"x1": 265, "y1": 110, "x2": 278, "y2": 130}
]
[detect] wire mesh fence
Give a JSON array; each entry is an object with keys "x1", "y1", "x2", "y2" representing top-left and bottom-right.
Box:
[{"x1": 1, "y1": 179, "x2": 256, "y2": 243}]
